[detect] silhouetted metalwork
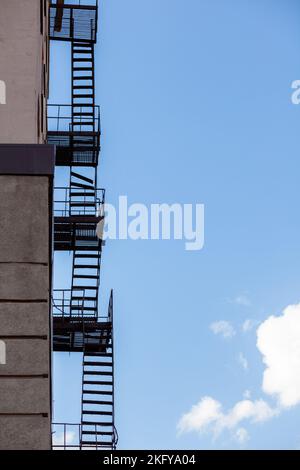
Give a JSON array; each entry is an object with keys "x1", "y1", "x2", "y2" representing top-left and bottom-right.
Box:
[
  {"x1": 48, "y1": 0, "x2": 117, "y2": 450},
  {"x1": 50, "y1": 1, "x2": 98, "y2": 42}
]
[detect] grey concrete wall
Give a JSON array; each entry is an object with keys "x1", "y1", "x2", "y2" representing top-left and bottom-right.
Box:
[
  {"x1": 0, "y1": 173, "x2": 52, "y2": 450},
  {"x1": 0, "y1": 176, "x2": 49, "y2": 263},
  {"x1": 0, "y1": 303, "x2": 49, "y2": 336},
  {"x1": 0, "y1": 0, "x2": 49, "y2": 144},
  {"x1": 0, "y1": 264, "x2": 49, "y2": 300},
  {"x1": 0, "y1": 339, "x2": 49, "y2": 376},
  {"x1": 0, "y1": 378, "x2": 50, "y2": 414},
  {"x1": 0, "y1": 416, "x2": 50, "y2": 451}
]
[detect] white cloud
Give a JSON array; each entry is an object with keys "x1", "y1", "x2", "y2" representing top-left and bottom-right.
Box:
[
  {"x1": 179, "y1": 301, "x2": 300, "y2": 444},
  {"x1": 177, "y1": 397, "x2": 222, "y2": 435},
  {"x1": 210, "y1": 321, "x2": 236, "y2": 339},
  {"x1": 257, "y1": 302, "x2": 300, "y2": 408},
  {"x1": 235, "y1": 427, "x2": 249, "y2": 444},
  {"x1": 52, "y1": 431, "x2": 76, "y2": 447},
  {"x1": 177, "y1": 397, "x2": 277, "y2": 439},
  {"x1": 238, "y1": 352, "x2": 248, "y2": 371}
]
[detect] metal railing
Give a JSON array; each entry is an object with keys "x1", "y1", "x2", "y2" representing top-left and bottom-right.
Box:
[
  {"x1": 51, "y1": 0, "x2": 98, "y2": 6},
  {"x1": 52, "y1": 422, "x2": 116, "y2": 450},
  {"x1": 54, "y1": 186, "x2": 105, "y2": 217},
  {"x1": 49, "y1": 2, "x2": 98, "y2": 42},
  {"x1": 108, "y1": 289, "x2": 113, "y2": 323},
  {"x1": 53, "y1": 289, "x2": 84, "y2": 318},
  {"x1": 48, "y1": 104, "x2": 100, "y2": 134}
]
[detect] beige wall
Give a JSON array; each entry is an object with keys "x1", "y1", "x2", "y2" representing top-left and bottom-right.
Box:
[
  {"x1": 0, "y1": 0, "x2": 49, "y2": 144},
  {"x1": 0, "y1": 174, "x2": 52, "y2": 450}
]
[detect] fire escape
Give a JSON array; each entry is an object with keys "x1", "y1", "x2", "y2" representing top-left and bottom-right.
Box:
[{"x1": 48, "y1": 0, "x2": 118, "y2": 450}]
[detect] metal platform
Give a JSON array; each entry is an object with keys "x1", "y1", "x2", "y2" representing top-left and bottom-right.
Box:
[
  {"x1": 52, "y1": 422, "x2": 118, "y2": 450},
  {"x1": 53, "y1": 317, "x2": 112, "y2": 352},
  {"x1": 49, "y1": 1, "x2": 98, "y2": 43},
  {"x1": 48, "y1": 105, "x2": 100, "y2": 167}
]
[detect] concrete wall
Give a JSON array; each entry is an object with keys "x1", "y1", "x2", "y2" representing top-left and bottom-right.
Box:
[
  {"x1": 0, "y1": 0, "x2": 49, "y2": 144},
  {"x1": 0, "y1": 150, "x2": 53, "y2": 450}
]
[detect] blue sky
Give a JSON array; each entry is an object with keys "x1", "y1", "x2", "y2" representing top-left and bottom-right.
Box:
[{"x1": 50, "y1": 0, "x2": 300, "y2": 449}]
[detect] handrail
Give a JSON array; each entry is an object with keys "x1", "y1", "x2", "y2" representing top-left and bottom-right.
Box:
[
  {"x1": 52, "y1": 422, "x2": 115, "y2": 450},
  {"x1": 54, "y1": 186, "x2": 105, "y2": 217},
  {"x1": 48, "y1": 104, "x2": 101, "y2": 133},
  {"x1": 50, "y1": 1, "x2": 98, "y2": 9},
  {"x1": 52, "y1": 288, "x2": 86, "y2": 318}
]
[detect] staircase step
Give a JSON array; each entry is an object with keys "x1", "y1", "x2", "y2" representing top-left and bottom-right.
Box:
[
  {"x1": 69, "y1": 202, "x2": 96, "y2": 207},
  {"x1": 74, "y1": 264, "x2": 98, "y2": 269},
  {"x1": 73, "y1": 76, "x2": 93, "y2": 81},
  {"x1": 73, "y1": 67, "x2": 93, "y2": 71},
  {"x1": 84, "y1": 371, "x2": 113, "y2": 376},
  {"x1": 80, "y1": 441, "x2": 113, "y2": 447},
  {"x1": 73, "y1": 104, "x2": 95, "y2": 108},
  {"x1": 70, "y1": 306, "x2": 97, "y2": 311},
  {"x1": 72, "y1": 121, "x2": 95, "y2": 126},
  {"x1": 70, "y1": 182, "x2": 95, "y2": 190},
  {"x1": 83, "y1": 381, "x2": 113, "y2": 386},
  {"x1": 73, "y1": 50, "x2": 93, "y2": 54},
  {"x1": 73, "y1": 143, "x2": 97, "y2": 148},
  {"x1": 72, "y1": 147, "x2": 98, "y2": 152},
  {"x1": 73, "y1": 85, "x2": 93, "y2": 90},
  {"x1": 84, "y1": 362, "x2": 112, "y2": 367},
  {"x1": 71, "y1": 171, "x2": 94, "y2": 184},
  {"x1": 73, "y1": 93, "x2": 94, "y2": 98},
  {"x1": 73, "y1": 48, "x2": 93, "y2": 53},
  {"x1": 72, "y1": 300, "x2": 97, "y2": 305},
  {"x1": 83, "y1": 390, "x2": 113, "y2": 395},
  {"x1": 70, "y1": 193, "x2": 95, "y2": 198},
  {"x1": 73, "y1": 58, "x2": 92, "y2": 62},
  {"x1": 82, "y1": 421, "x2": 113, "y2": 426},
  {"x1": 73, "y1": 43, "x2": 93, "y2": 48},
  {"x1": 81, "y1": 431, "x2": 113, "y2": 436},
  {"x1": 82, "y1": 400, "x2": 113, "y2": 405},
  {"x1": 84, "y1": 352, "x2": 112, "y2": 358},
  {"x1": 73, "y1": 274, "x2": 99, "y2": 279},
  {"x1": 75, "y1": 254, "x2": 101, "y2": 258},
  {"x1": 82, "y1": 409, "x2": 113, "y2": 416},
  {"x1": 73, "y1": 112, "x2": 94, "y2": 117},
  {"x1": 73, "y1": 50, "x2": 92, "y2": 53},
  {"x1": 75, "y1": 286, "x2": 98, "y2": 290}
]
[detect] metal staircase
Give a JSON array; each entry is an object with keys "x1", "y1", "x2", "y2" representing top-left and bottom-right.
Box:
[
  {"x1": 71, "y1": 249, "x2": 101, "y2": 320},
  {"x1": 80, "y1": 293, "x2": 117, "y2": 449},
  {"x1": 71, "y1": 41, "x2": 100, "y2": 166},
  {"x1": 48, "y1": 0, "x2": 118, "y2": 451}
]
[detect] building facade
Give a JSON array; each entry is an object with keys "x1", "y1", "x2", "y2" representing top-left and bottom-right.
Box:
[
  {"x1": 0, "y1": 0, "x2": 53, "y2": 451},
  {"x1": 0, "y1": 0, "x2": 117, "y2": 450}
]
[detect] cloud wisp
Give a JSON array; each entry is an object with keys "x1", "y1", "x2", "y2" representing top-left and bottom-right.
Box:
[
  {"x1": 242, "y1": 319, "x2": 257, "y2": 333},
  {"x1": 229, "y1": 294, "x2": 251, "y2": 307},
  {"x1": 238, "y1": 352, "x2": 249, "y2": 371},
  {"x1": 210, "y1": 321, "x2": 236, "y2": 339}
]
